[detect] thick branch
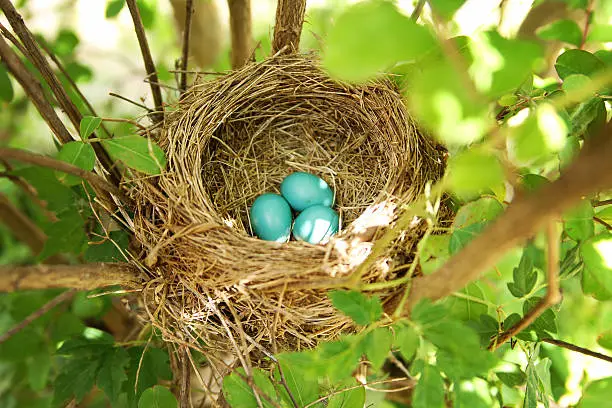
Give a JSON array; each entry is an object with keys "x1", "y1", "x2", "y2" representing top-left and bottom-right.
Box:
[
  {"x1": 125, "y1": 0, "x2": 164, "y2": 122},
  {"x1": 0, "y1": 147, "x2": 131, "y2": 205},
  {"x1": 272, "y1": 0, "x2": 306, "y2": 53},
  {"x1": 0, "y1": 34, "x2": 73, "y2": 144},
  {"x1": 179, "y1": 0, "x2": 193, "y2": 92},
  {"x1": 407, "y1": 122, "x2": 612, "y2": 311},
  {"x1": 0, "y1": 263, "x2": 141, "y2": 292},
  {"x1": 0, "y1": 193, "x2": 66, "y2": 264},
  {"x1": 227, "y1": 0, "x2": 253, "y2": 69},
  {"x1": 0, "y1": 1, "x2": 119, "y2": 184}
]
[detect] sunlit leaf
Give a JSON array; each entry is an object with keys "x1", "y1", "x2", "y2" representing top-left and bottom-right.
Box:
[
  {"x1": 395, "y1": 323, "x2": 419, "y2": 361},
  {"x1": 328, "y1": 290, "x2": 382, "y2": 326},
  {"x1": 0, "y1": 64, "x2": 14, "y2": 102},
  {"x1": 327, "y1": 384, "x2": 365, "y2": 408},
  {"x1": 361, "y1": 327, "x2": 392, "y2": 370},
  {"x1": 413, "y1": 364, "x2": 445, "y2": 408},
  {"x1": 587, "y1": 24, "x2": 612, "y2": 43},
  {"x1": 555, "y1": 49, "x2": 605, "y2": 80},
  {"x1": 452, "y1": 197, "x2": 504, "y2": 230},
  {"x1": 102, "y1": 135, "x2": 167, "y2": 175},
  {"x1": 453, "y1": 378, "x2": 495, "y2": 408},
  {"x1": 537, "y1": 19, "x2": 583, "y2": 47},
  {"x1": 562, "y1": 74, "x2": 592, "y2": 93},
  {"x1": 597, "y1": 330, "x2": 612, "y2": 351},
  {"x1": 563, "y1": 199, "x2": 594, "y2": 242},
  {"x1": 428, "y1": 0, "x2": 467, "y2": 20},
  {"x1": 581, "y1": 233, "x2": 612, "y2": 300},
  {"x1": 579, "y1": 377, "x2": 612, "y2": 408},
  {"x1": 274, "y1": 354, "x2": 320, "y2": 407},
  {"x1": 507, "y1": 246, "x2": 537, "y2": 298},
  {"x1": 79, "y1": 116, "x2": 102, "y2": 139},
  {"x1": 447, "y1": 149, "x2": 504, "y2": 198},
  {"x1": 105, "y1": 0, "x2": 125, "y2": 18},
  {"x1": 138, "y1": 386, "x2": 177, "y2": 408},
  {"x1": 419, "y1": 235, "x2": 450, "y2": 275},
  {"x1": 54, "y1": 29, "x2": 79, "y2": 56},
  {"x1": 56, "y1": 141, "x2": 96, "y2": 185}
]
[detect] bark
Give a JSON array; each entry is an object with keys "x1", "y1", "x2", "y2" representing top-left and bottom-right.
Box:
[{"x1": 272, "y1": 0, "x2": 307, "y2": 53}]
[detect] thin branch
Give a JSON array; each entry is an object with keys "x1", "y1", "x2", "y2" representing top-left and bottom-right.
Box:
[
  {"x1": 542, "y1": 338, "x2": 612, "y2": 364},
  {"x1": 179, "y1": 0, "x2": 194, "y2": 93},
  {"x1": 0, "y1": 289, "x2": 76, "y2": 343},
  {"x1": 406, "y1": 121, "x2": 612, "y2": 312},
  {"x1": 0, "y1": 34, "x2": 73, "y2": 144},
  {"x1": 0, "y1": 263, "x2": 141, "y2": 292},
  {"x1": 179, "y1": 346, "x2": 192, "y2": 408},
  {"x1": 0, "y1": 192, "x2": 65, "y2": 264},
  {"x1": 594, "y1": 216, "x2": 612, "y2": 230},
  {"x1": 125, "y1": 0, "x2": 164, "y2": 122},
  {"x1": 0, "y1": 0, "x2": 120, "y2": 184},
  {"x1": 411, "y1": 0, "x2": 427, "y2": 20},
  {"x1": 593, "y1": 199, "x2": 612, "y2": 207},
  {"x1": 271, "y1": 0, "x2": 305, "y2": 54},
  {"x1": 0, "y1": 147, "x2": 132, "y2": 206},
  {"x1": 579, "y1": 0, "x2": 594, "y2": 50},
  {"x1": 109, "y1": 92, "x2": 153, "y2": 112},
  {"x1": 489, "y1": 222, "x2": 561, "y2": 350},
  {"x1": 227, "y1": 0, "x2": 253, "y2": 68}
]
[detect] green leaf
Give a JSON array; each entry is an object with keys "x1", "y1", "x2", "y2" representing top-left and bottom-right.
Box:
[
  {"x1": 126, "y1": 347, "x2": 173, "y2": 406},
  {"x1": 39, "y1": 211, "x2": 87, "y2": 260},
  {"x1": 562, "y1": 74, "x2": 592, "y2": 93},
  {"x1": 447, "y1": 149, "x2": 504, "y2": 199},
  {"x1": 56, "y1": 141, "x2": 96, "y2": 185},
  {"x1": 137, "y1": 0, "x2": 156, "y2": 29},
  {"x1": 579, "y1": 377, "x2": 612, "y2": 408},
  {"x1": 275, "y1": 354, "x2": 320, "y2": 407},
  {"x1": 318, "y1": 337, "x2": 363, "y2": 382},
  {"x1": 507, "y1": 247, "x2": 537, "y2": 298},
  {"x1": 323, "y1": 1, "x2": 438, "y2": 82},
  {"x1": 395, "y1": 323, "x2": 419, "y2": 361},
  {"x1": 537, "y1": 19, "x2": 583, "y2": 47},
  {"x1": 105, "y1": 0, "x2": 125, "y2": 18},
  {"x1": 449, "y1": 222, "x2": 486, "y2": 255},
  {"x1": 559, "y1": 135, "x2": 580, "y2": 168},
  {"x1": 497, "y1": 369, "x2": 527, "y2": 388},
  {"x1": 361, "y1": 327, "x2": 392, "y2": 370},
  {"x1": 596, "y1": 207, "x2": 612, "y2": 225},
  {"x1": 85, "y1": 230, "x2": 130, "y2": 262},
  {"x1": 452, "y1": 197, "x2": 504, "y2": 230},
  {"x1": 508, "y1": 104, "x2": 568, "y2": 165},
  {"x1": 446, "y1": 282, "x2": 488, "y2": 321},
  {"x1": 418, "y1": 235, "x2": 450, "y2": 275},
  {"x1": 594, "y1": 50, "x2": 612, "y2": 66},
  {"x1": 454, "y1": 378, "x2": 495, "y2": 408},
  {"x1": 12, "y1": 166, "x2": 78, "y2": 213},
  {"x1": 102, "y1": 135, "x2": 167, "y2": 175},
  {"x1": 0, "y1": 327, "x2": 45, "y2": 361},
  {"x1": 327, "y1": 385, "x2": 365, "y2": 408},
  {"x1": 564, "y1": 199, "x2": 594, "y2": 241},
  {"x1": 54, "y1": 357, "x2": 101, "y2": 404},
  {"x1": 570, "y1": 97, "x2": 607, "y2": 138},
  {"x1": 581, "y1": 233, "x2": 612, "y2": 300},
  {"x1": 222, "y1": 368, "x2": 277, "y2": 408},
  {"x1": 523, "y1": 297, "x2": 557, "y2": 334},
  {"x1": 328, "y1": 290, "x2": 382, "y2": 326},
  {"x1": 80, "y1": 116, "x2": 102, "y2": 139},
  {"x1": 71, "y1": 291, "x2": 105, "y2": 319},
  {"x1": 54, "y1": 29, "x2": 79, "y2": 56},
  {"x1": 587, "y1": 24, "x2": 612, "y2": 43},
  {"x1": 0, "y1": 64, "x2": 14, "y2": 102},
  {"x1": 597, "y1": 330, "x2": 612, "y2": 351},
  {"x1": 428, "y1": 0, "x2": 466, "y2": 20},
  {"x1": 98, "y1": 347, "x2": 130, "y2": 403},
  {"x1": 27, "y1": 353, "x2": 52, "y2": 391},
  {"x1": 555, "y1": 49, "x2": 605, "y2": 80},
  {"x1": 138, "y1": 386, "x2": 177, "y2": 408},
  {"x1": 498, "y1": 94, "x2": 518, "y2": 106},
  {"x1": 413, "y1": 364, "x2": 445, "y2": 408}
]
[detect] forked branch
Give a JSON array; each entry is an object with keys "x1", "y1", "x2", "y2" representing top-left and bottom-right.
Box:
[{"x1": 272, "y1": 0, "x2": 306, "y2": 53}]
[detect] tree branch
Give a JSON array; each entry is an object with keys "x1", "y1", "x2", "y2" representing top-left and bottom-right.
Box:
[
  {"x1": 0, "y1": 147, "x2": 132, "y2": 206},
  {"x1": 0, "y1": 192, "x2": 66, "y2": 264},
  {"x1": 542, "y1": 338, "x2": 612, "y2": 364},
  {"x1": 227, "y1": 0, "x2": 253, "y2": 68},
  {"x1": 0, "y1": 0, "x2": 120, "y2": 184},
  {"x1": 125, "y1": 0, "x2": 164, "y2": 122},
  {"x1": 0, "y1": 263, "x2": 140, "y2": 292},
  {"x1": 179, "y1": 346, "x2": 192, "y2": 408},
  {"x1": 271, "y1": 0, "x2": 306, "y2": 54},
  {"x1": 406, "y1": 121, "x2": 612, "y2": 312},
  {"x1": 0, "y1": 34, "x2": 73, "y2": 144},
  {"x1": 179, "y1": 0, "x2": 193, "y2": 93}
]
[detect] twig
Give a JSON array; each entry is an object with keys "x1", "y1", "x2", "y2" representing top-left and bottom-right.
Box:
[
  {"x1": 411, "y1": 0, "x2": 427, "y2": 20},
  {"x1": 0, "y1": 192, "x2": 65, "y2": 264},
  {"x1": 125, "y1": 0, "x2": 164, "y2": 122},
  {"x1": 0, "y1": 147, "x2": 131, "y2": 206},
  {"x1": 0, "y1": 263, "x2": 140, "y2": 292},
  {"x1": 303, "y1": 377, "x2": 412, "y2": 408},
  {"x1": 0, "y1": 289, "x2": 76, "y2": 343},
  {"x1": 276, "y1": 362, "x2": 299, "y2": 408},
  {"x1": 109, "y1": 92, "x2": 153, "y2": 112},
  {"x1": 101, "y1": 117, "x2": 147, "y2": 131},
  {"x1": 0, "y1": 0, "x2": 120, "y2": 185},
  {"x1": 0, "y1": 34, "x2": 73, "y2": 144},
  {"x1": 593, "y1": 199, "x2": 612, "y2": 207},
  {"x1": 406, "y1": 121, "x2": 612, "y2": 312},
  {"x1": 227, "y1": 0, "x2": 253, "y2": 68},
  {"x1": 271, "y1": 0, "x2": 306, "y2": 54},
  {"x1": 179, "y1": 0, "x2": 194, "y2": 93},
  {"x1": 0, "y1": 21, "x2": 26, "y2": 55},
  {"x1": 488, "y1": 222, "x2": 561, "y2": 350},
  {"x1": 542, "y1": 338, "x2": 612, "y2": 364},
  {"x1": 179, "y1": 346, "x2": 192, "y2": 408},
  {"x1": 579, "y1": 0, "x2": 594, "y2": 50},
  {"x1": 594, "y1": 216, "x2": 612, "y2": 230}
]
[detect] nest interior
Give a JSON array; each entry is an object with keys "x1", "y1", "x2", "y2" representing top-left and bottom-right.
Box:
[{"x1": 131, "y1": 54, "x2": 445, "y2": 359}]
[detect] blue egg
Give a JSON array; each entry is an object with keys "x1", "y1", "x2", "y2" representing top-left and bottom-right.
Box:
[
  {"x1": 293, "y1": 205, "x2": 340, "y2": 244},
  {"x1": 249, "y1": 193, "x2": 292, "y2": 242},
  {"x1": 280, "y1": 172, "x2": 334, "y2": 212}
]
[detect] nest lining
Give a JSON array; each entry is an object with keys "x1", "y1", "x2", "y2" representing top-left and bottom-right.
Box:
[{"x1": 130, "y1": 54, "x2": 445, "y2": 358}]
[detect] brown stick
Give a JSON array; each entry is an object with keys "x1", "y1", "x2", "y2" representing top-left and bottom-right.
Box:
[
  {"x1": 272, "y1": 0, "x2": 306, "y2": 53},
  {"x1": 0, "y1": 34, "x2": 73, "y2": 144},
  {"x1": 406, "y1": 121, "x2": 612, "y2": 311},
  {"x1": 125, "y1": 0, "x2": 164, "y2": 122},
  {"x1": 179, "y1": 346, "x2": 192, "y2": 408},
  {"x1": 227, "y1": 0, "x2": 253, "y2": 68},
  {"x1": 179, "y1": 0, "x2": 194, "y2": 92},
  {"x1": 488, "y1": 222, "x2": 561, "y2": 350},
  {"x1": 0, "y1": 289, "x2": 76, "y2": 343},
  {"x1": 0, "y1": 263, "x2": 140, "y2": 292},
  {"x1": 0, "y1": 147, "x2": 131, "y2": 205},
  {"x1": 0, "y1": 0, "x2": 120, "y2": 184},
  {"x1": 0, "y1": 193, "x2": 66, "y2": 264},
  {"x1": 542, "y1": 338, "x2": 612, "y2": 364}
]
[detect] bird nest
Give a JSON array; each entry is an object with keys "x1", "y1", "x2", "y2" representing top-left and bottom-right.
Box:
[{"x1": 129, "y1": 54, "x2": 445, "y2": 362}]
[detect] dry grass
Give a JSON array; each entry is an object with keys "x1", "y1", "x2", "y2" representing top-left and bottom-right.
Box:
[{"x1": 127, "y1": 54, "x2": 445, "y2": 378}]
